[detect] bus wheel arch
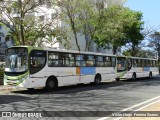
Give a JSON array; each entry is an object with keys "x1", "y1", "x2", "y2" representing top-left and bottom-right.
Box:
[
  {"x1": 45, "y1": 76, "x2": 58, "y2": 91},
  {"x1": 132, "y1": 72, "x2": 136, "y2": 80},
  {"x1": 94, "y1": 74, "x2": 101, "y2": 85}
]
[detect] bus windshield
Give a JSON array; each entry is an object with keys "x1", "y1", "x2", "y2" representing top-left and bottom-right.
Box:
[
  {"x1": 5, "y1": 48, "x2": 28, "y2": 72},
  {"x1": 117, "y1": 57, "x2": 126, "y2": 71}
]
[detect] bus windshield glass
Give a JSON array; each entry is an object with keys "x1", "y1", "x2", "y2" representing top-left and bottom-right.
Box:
[
  {"x1": 5, "y1": 48, "x2": 28, "y2": 72},
  {"x1": 117, "y1": 57, "x2": 126, "y2": 71}
]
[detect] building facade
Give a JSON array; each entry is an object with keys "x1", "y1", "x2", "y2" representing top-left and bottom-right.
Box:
[
  {"x1": 0, "y1": 0, "x2": 116, "y2": 60},
  {"x1": 0, "y1": 23, "x2": 13, "y2": 62}
]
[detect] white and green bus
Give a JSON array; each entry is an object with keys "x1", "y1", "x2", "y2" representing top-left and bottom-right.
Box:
[
  {"x1": 4, "y1": 46, "x2": 117, "y2": 90},
  {"x1": 116, "y1": 56, "x2": 159, "y2": 81}
]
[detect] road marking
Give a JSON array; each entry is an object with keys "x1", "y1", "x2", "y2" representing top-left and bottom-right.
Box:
[
  {"x1": 121, "y1": 95, "x2": 160, "y2": 111},
  {"x1": 114, "y1": 99, "x2": 160, "y2": 120},
  {"x1": 135, "y1": 99, "x2": 160, "y2": 111},
  {"x1": 97, "y1": 95, "x2": 160, "y2": 120}
]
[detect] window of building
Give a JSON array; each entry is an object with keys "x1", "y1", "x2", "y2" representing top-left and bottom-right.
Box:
[
  {"x1": 46, "y1": 0, "x2": 52, "y2": 8},
  {"x1": 39, "y1": 0, "x2": 45, "y2": 5},
  {"x1": 39, "y1": 16, "x2": 45, "y2": 22},
  {"x1": 51, "y1": 13, "x2": 58, "y2": 20}
]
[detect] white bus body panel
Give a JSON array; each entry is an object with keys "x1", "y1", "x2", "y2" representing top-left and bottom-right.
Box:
[
  {"x1": 122, "y1": 67, "x2": 159, "y2": 79},
  {"x1": 24, "y1": 66, "x2": 116, "y2": 88}
]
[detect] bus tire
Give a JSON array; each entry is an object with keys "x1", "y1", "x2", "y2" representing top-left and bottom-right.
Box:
[
  {"x1": 149, "y1": 72, "x2": 152, "y2": 79},
  {"x1": 116, "y1": 78, "x2": 120, "y2": 81},
  {"x1": 94, "y1": 74, "x2": 101, "y2": 85},
  {"x1": 45, "y1": 77, "x2": 58, "y2": 91},
  {"x1": 132, "y1": 73, "x2": 136, "y2": 80},
  {"x1": 27, "y1": 88, "x2": 34, "y2": 92}
]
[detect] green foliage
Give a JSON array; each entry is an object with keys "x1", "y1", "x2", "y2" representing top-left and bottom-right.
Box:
[
  {"x1": 148, "y1": 32, "x2": 160, "y2": 60},
  {"x1": 94, "y1": 5, "x2": 144, "y2": 54},
  {"x1": 0, "y1": 0, "x2": 64, "y2": 46},
  {"x1": 0, "y1": 0, "x2": 144, "y2": 54},
  {"x1": 123, "y1": 48, "x2": 156, "y2": 58}
]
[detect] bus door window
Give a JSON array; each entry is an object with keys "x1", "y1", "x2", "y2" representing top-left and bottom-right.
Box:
[
  {"x1": 30, "y1": 50, "x2": 46, "y2": 74},
  {"x1": 127, "y1": 58, "x2": 132, "y2": 71}
]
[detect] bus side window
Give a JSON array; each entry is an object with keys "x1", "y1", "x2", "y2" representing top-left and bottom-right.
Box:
[
  {"x1": 111, "y1": 57, "x2": 116, "y2": 67},
  {"x1": 133, "y1": 59, "x2": 137, "y2": 67}
]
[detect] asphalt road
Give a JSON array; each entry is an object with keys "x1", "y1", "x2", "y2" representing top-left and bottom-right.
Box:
[{"x1": 0, "y1": 77, "x2": 160, "y2": 120}]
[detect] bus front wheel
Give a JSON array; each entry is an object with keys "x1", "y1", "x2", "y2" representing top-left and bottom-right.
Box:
[{"x1": 45, "y1": 77, "x2": 58, "y2": 91}]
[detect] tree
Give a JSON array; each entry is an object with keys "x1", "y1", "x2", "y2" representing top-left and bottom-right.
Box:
[
  {"x1": 122, "y1": 47, "x2": 156, "y2": 58},
  {"x1": 148, "y1": 32, "x2": 160, "y2": 61},
  {"x1": 57, "y1": 0, "x2": 82, "y2": 51},
  {"x1": 58, "y1": 0, "x2": 126, "y2": 51},
  {"x1": 93, "y1": 5, "x2": 144, "y2": 55},
  {"x1": 0, "y1": 0, "x2": 63, "y2": 46}
]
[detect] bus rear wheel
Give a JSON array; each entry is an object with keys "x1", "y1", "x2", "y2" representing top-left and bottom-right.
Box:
[
  {"x1": 132, "y1": 73, "x2": 136, "y2": 80},
  {"x1": 94, "y1": 75, "x2": 101, "y2": 85},
  {"x1": 45, "y1": 78, "x2": 58, "y2": 91},
  {"x1": 116, "y1": 78, "x2": 120, "y2": 81},
  {"x1": 149, "y1": 72, "x2": 152, "y2": 79},
  {"x1": 27, "y1": 88, "x2": 34, "y2": 92}
]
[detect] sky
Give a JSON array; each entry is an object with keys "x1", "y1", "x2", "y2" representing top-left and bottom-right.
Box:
[{"x1": 125, "y1": 0, "x2": 160, "y2": 30}]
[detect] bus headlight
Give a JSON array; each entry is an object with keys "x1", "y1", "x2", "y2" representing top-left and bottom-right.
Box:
[
  {"x1": 4, "y1": 75, "x2": 7, "y2": 81},
  {"x1": 19, "y1": 75, "x2": 27, "y2": 82}
]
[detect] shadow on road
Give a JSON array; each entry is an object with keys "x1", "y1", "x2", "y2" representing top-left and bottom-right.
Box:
[
  {"x1": 11, "y1": 76, "x2": 160, "y2": 95},
  {"x1": 0, "y1": 77, "x2": 160, "y2": 112},
  {"x1": 0, "y1": 95, "x2": 32, "y2": 104}
]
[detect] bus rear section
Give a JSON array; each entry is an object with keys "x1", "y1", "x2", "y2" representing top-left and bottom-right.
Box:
[{"x1": 116, "y1": 56, "x2": 159, "y2": 80}]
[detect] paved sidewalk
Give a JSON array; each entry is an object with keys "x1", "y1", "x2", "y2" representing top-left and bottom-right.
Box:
[
  {"x1": 0, "y1": 85, "x2": 24, "y2": 93},
  {"x1": 121, "y1": 101, "x2": 160, "y2": 120}
]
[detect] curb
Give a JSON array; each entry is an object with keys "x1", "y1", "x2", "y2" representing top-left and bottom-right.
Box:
[{"x1": 0, "y1": 85, "x2": 24, "y2": 92}]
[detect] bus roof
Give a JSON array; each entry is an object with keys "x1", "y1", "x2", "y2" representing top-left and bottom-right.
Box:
[
  {"x1": 128, "y1": 56, "x2": 158, "y2": 61},
  {"x1": 8, "y1": 46, "x2": 116, "y2": 57},
  {"x1": 117, "y1": 55, "x2": 157, "y2": 60}
]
